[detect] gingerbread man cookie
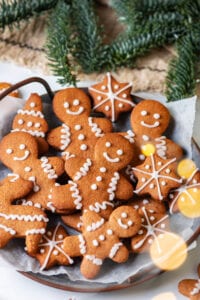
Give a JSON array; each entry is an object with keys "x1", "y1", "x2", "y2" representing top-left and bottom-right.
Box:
[
  {"x1": 178, "y1": 264, "x2": 200, "y2": 299},
  {"x1": 63, "y1": 206, "x2": 141, "y2": 279},
  {"x1": 30, "y1": 223, "x2": 74, "y2": 270},
  {"x1": 0, "y1": 174, "x2": 48, "y2": 254},
  {"x1": 88, "y1": 72, "x2": 135, "y2": 122},
  {"x1": 0, "y1": 131, "x2": 64, "y2": 212},
  {"x1": 47, "y1": 87, "x2": 112, "y2": 171},
  {"x1": 12, "y1": 93, "x2": 49, "y2": 154},
  {"x1": 123, "y1": 99, "x2": 183, "y2": 170},
  {"x1": 132, "y1": 154, "x2": 182, "y2": 201},
  {"x1": 51, "y1": 133, "x2": 134, "y2": 219}
]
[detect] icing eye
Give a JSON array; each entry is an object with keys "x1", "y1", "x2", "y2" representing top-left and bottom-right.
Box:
[
  {"x1": 64, "y1": 102, "x2": 69, "y2": 108},
  {"x1": 141, "y1": 110, "x2": 147, "y2": 116},
  {"x1": 105, "y1": 142, "x2": 111, "y2": 148},
  {"x1": 19, "y1": 144, "x2": 26, "y2": 150},
  {"x1": 30, "y1": 102, "x2": 36, "y2": 108},
  {"x1": 153, "y1": 113, "x2": 160, "y2": 119},
  {"x1": 107, "y1": 229, "x2": 113, "y2": 235},
  {"x1": 121, "y1": 212, "x2": 127, "y2": 218},
  {"x1": 117, "y1": 149, "x2": 123, "y2": 155},
  {"x1": 6, "y1": 148, "x2": 13, "y2": 154},
  {"x1": 73, "y1": 99, "x2": 80, "y2": 106},
  {"x1": 128, "y1": 220, "x2": 133, "y2": 226},
  {"x1": 35, "y1": 123, "x2": 40, "y2": 128}
]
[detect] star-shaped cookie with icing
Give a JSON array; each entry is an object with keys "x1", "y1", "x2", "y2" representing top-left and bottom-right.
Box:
[
  {"x1": 89, "y1": 73, "x2": 135, "y2": 122},
  {"x1": 132, "y1": 154, "x2": 182, "y2": 201},
  {"x1": 178, "y1": 264, "x2": 200, "y2": 299},
  {"x1": 30, "y1": 223, "x2": 74, "y2": 270}
]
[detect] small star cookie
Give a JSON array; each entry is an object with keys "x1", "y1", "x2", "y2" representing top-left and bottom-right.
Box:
[{"x1": 89, "y1": 73, "x2": 135, "y2": 122}]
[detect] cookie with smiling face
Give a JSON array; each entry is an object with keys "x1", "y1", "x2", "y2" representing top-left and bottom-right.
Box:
[
  {"x1": 88, "y1": 72, "x2": 135, "y2": 122},
  {"x1": 50, "y1": 133, "x2": 135, "y2": 219},
  {"x1": 0, "y1": 131, "x2": 64, "y2": 212},
  {"x1": 47, "y1": 87, "x2": 112, "y2": 172},
  {"x1": 12, "y1": 93, "x2": 49, "y2": 154},
  {"x1": 63, "y1": 206, "x2": 141, "y2": 279},
  {"x1": 122, "y1": 100, "x2": 183, "y2": 170}
]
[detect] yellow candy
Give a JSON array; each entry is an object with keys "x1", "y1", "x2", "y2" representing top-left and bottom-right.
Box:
[
  {"x1": 150, "y1": 232, "x2": 187, "y2": 271},
  {"x1": 141, "y1": 143, "x2": 156, "y2": 156},
  {"x1": 177, "y1": 159, "x2": 196, "y2": 179},
  {"x1": 152, "y1": 293, "x2": 177, "y2": 300},
  {"x1": 177, "y1": 188, "x2": 200, "y2": 218}
]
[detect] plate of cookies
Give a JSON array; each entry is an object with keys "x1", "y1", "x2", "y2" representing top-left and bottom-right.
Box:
[{"x1": 0, "y1": 74, "x2": 199, "y2": 292}]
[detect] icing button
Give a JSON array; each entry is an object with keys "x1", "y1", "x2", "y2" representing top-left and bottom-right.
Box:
[
  {"x1": 80, "y1": 144, "x2": 87, "y2": 151},
  {"x1": 91, "y1": 184, "x2": 97, "y2": 190},
  {"x1": 100, "y1": 167, "x2": 107, "y2": 173}
]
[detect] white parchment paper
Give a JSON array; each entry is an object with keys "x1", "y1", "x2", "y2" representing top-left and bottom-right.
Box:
[{"x1": 0, "y1": 92, "x2": 199, "y2": 284}]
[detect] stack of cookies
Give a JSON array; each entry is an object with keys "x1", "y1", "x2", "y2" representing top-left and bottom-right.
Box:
[{"x1": 0, "y1": 73, "x2": 198, "y2": 279}]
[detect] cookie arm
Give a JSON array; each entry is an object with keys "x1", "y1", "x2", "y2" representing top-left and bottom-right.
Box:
[
  {"x1": 91, "y1": 117, "x2": 113, "y2": 134},
  {"x1": 115, "y1": 175, "x2": 133, "y2": 200},
  {"x1": 63, "y1": 235, "x2": 82, "y2": 257},
  {"x1": 47, "y1": 157, "x2": 65, "y2": 176},
  {"x1": 47, "y1": 126, "x2": 63, "y2": 150},
  {"x1": 110, "y1": 244, "x2": 129, "y2": 263}
]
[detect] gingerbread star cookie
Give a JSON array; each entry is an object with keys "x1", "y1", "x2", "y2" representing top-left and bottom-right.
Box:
[
  {"x1": 132, "y1": 154, "x2": 182, "y2": 201},
  {"x1": 178, "y1": 264, "x2": 200, "y2": 299},
  {"x1": 89, "y1": 72, "x2": 135, "y2": 122},
  {"x1": 30, "y1": 223, "x2": 74, "y2": 270}
]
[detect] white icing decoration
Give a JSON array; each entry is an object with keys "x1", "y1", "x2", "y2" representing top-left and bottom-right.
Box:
[
  {"x1": 118, "y1": 103, "x2": 123, "y2": 108},
  {"x1": 6, "y1": 148, "x2": 13, "y2": 154},
  {"x1": 107, "y1": 172, "x2": 120, "y2": 201},
  {"x1": 78, "y1": 235, "x2": 86, "y2": 254},
  {"x1": 78, "y1": 134, "x2": 85, "y2": 140},
  {"x1": 190, "y1": 279, "x2": 200, "y2": 296},
  {"x1": 18, "y1": 119, "x2": 24, "y2": 125},
  {"x1": 140, "y1": 120, "x2": 160, "y2": 128},
  {"x1": 92, "y1": 240, "x2": 99, "y2": 247},
  {"x1": 8, "y1": 173, "x2": 19, "y2": 182},
  {"x1": 118, "y1": 217, "x2": 133, "y2": 229},
  {"x1": 62, "y1": 151, "x2": 75, "y2": 160},
  {"x1": 100, "y1": 167, "x2": 107, "y2": 173},
  {"x1": 141, "y1": 110, "x2": 147, "y2": 116},
  {"x1": 17, "y1": 109, "x2": 44, "y2": 118},
  {"x1": 74, "y1": 124, "x2": 81, "y2": 130},
  {"x1": 85, "y1": 255, "x2": 102, "y2": 265},
  {"x1": 69, "y1": 181, "x2": 82, "y2": 209},
  {"x1": 73, "y1": 99, "x2": 80, "y2": 106},
  {"x1": 116, "y1": 149, "x2": 123, "y2": 155},
  {"x1": 64, "y1": 102, "x2": 69, "y2": 108},
  {"x1": 28, "y1": 176, "x2": 40, "y2": 193},
  {"x1": 155, "y1": 136, "x2": 167, "y2": 159},
  {"x1": 40, "y1": 157, "x2": 57, "y2": 179},
  {"x1": 74, "y1": 159, "x2": 92, "y2": 181},
  {"x1": 88, "y1": 117, "x2": 104, "y2": 137},
  {"x1": 105, "y1": 142, "x2": 111, "y2": 148},
  {"x1": 60, "y1": 124, "x2": 71, "y2": 151},
  {"x1": 38, "y1": 223, "x2": 74, "y2": 270},
  {"x1": 19, "y1": 144, "x2": 26, "y2": 150},
  {"x1": 0, "y1": 212, "x2": 48, "y2": 222},
  {"x1": 133, "y1": 207, "x2": 172, "y2": 253},
  {"x1": 0, "y1": 224, "x2": 16, "y2": 235},
  {"x1": 99, "y1": 235, "x2": 105, "y2": 241},
  {"x1": 142, "y1": 135, "x2": 150, "y2": 141},
  {"x1": 122, "y1": 93, "x2": 127, "y2": 98},
  {"x1": 47, "y1": 202, "x2": 56, "y2": 213},
  {"x1": 27, "y1": 121, "x2": 33, "y2": 127},
  {"x1": 139, "y1": 154, "x2": 145, "y2": 161},
  {"x1": 97, "y1": 96, "x2": 102, "y2": 100},
  {"x1": 26, "y1": 228, "x2": 46, "y2": 235},
  {"x1": 24, "y1": 166, "x2": 32, "y2": 172},
  {"x1": 133, "y1": 156, "x2": 182, "y2": 200},
  {"x1": 80, "y1": 144, "x2": 87, "y2": 151},
  {"x1": 30, "y1": 102, "x2": 36, "y2": 108},
  {"x1": 114, "y1": 84, "x2": 119, "y2": 89},
  {"x1": 90, "y1": 73, "x2": 134, "y2": 122},
  {"x1": 109, "y1": 242, "x2": 123, "y2": 259},
  {"x1": 13, "y1": 148, "x2": 30, "y2": 161},
  {"x1": 105, "y1": 105, "x2": 110, "y2": 111},
  {"x1": 124, "y1": 130, "x2": 135, "y2": 144},
  {"x1": 153, "y1": 113, "x2": 160, "y2": 119},
  {"x1": 89, "y1": 201, "x2": 114, "y2": 213},
  {"x1": 121, "y1": 212, "x2": 127, "y2": 218},
  {"x1": 35, "y1": 123, "x2": 41, "y2": 128},
  {"x1": 11, "y1": 128, "x2": 45, "y2": 138},
  {"x1": 91, "y1": 184, "x2": 97, "y2": 190},
  {"x1": 86, "y1": 218, "x2": 104, "y2": 232},
  {"x1": 66, "y1": 106, "x2": 84, "y2": 115},
  {"x1": 96, "y1": 176, "x2": 102, "y2": 182},
  {"x1": 169, "y1": 168, "x2": 200, "y2": 214},
  {"x1": 103, "y1": 152, "x2": 120, "y2": 163},
  {"x1": 107, "y1": 229, "x2": 113, "y2": 235},
  {"x1": 53, "y1": 250, "x2": 59, "y2": 255}
]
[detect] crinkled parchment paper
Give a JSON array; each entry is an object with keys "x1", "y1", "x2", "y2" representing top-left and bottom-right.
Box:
[{"x1": 0, "y1": 92, "x2": 199, "y2": 284}]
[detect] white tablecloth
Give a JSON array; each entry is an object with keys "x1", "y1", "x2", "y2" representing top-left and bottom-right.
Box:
[{"x1": 0, "y1": 61, "x2": 199, "y2": 300}]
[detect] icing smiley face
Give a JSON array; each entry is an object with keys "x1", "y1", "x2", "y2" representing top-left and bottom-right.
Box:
[
  {"x1": 0, "y1": 132, "x2": 38, "y2": 169},
  {"x1": 109, "y1": 206, "x2": 141, "y2": 237},
  {"x1": 131, "y1": 100, "x2": 170, "y2": 137},
  {"x1": 94, "y1": 133, "x2": 134, "y2": 170},
  {"x1": 53, "y1": 88, "x2": 91, "y2": 122}
]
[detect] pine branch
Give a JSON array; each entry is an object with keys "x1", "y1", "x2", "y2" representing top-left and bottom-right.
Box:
[
  {"x1": 46, "y1": 0, "x2": 76, "y2": 85},
  {"x1": 0, "y1": 0, "x2": 58, "y2": 29},
  {"x1": 131, "y1": 0, "x2": 188, "y2": 13},
  {"x1": 72, "y1": 0, "x2": 108, "y2": 73},
  {"x1": 166, "y1": 34, "x2": 197, "y2": 101}
]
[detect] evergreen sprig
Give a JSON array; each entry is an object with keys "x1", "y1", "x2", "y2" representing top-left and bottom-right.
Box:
[
  {"x1": 166, "y1": 33, "x2": 198, "y2": 101},
  {"x1": 0, "y1": 0, "x2": 58, "y2": 29},
  {"x1": 72, "y1": 0, "x2": 108, "y2": 73},
  {"x1": 46, "y1": 0, "x2": 76, "y2": 85}
]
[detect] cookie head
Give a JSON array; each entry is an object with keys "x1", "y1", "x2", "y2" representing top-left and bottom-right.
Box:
[
  {"x1": 131, "y1": 100, "x2": 170, "y2": 137},
  {"x1": 94, "y1": 133, "x2": 134, "y2": 170},
  {"x1": 0, "y1": 132, "x2": 38, "y2": 168},
  {"x1": 53, "y1": 88, "x2": 91, "y2": 122},
  {"x1": 109, "y1": 206, "x2": 141, "y2": 238}
]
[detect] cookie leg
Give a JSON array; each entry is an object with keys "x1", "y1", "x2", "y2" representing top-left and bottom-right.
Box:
[
  {"x1": 80, "y1": 256, "x2": 102, "y2": 279},
  {"x1": 25, "y1": 233, "x2": 44, "y2": 254},
  {"x1": 0, "y1": 229, "x2": 13, "y2": 248}
]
